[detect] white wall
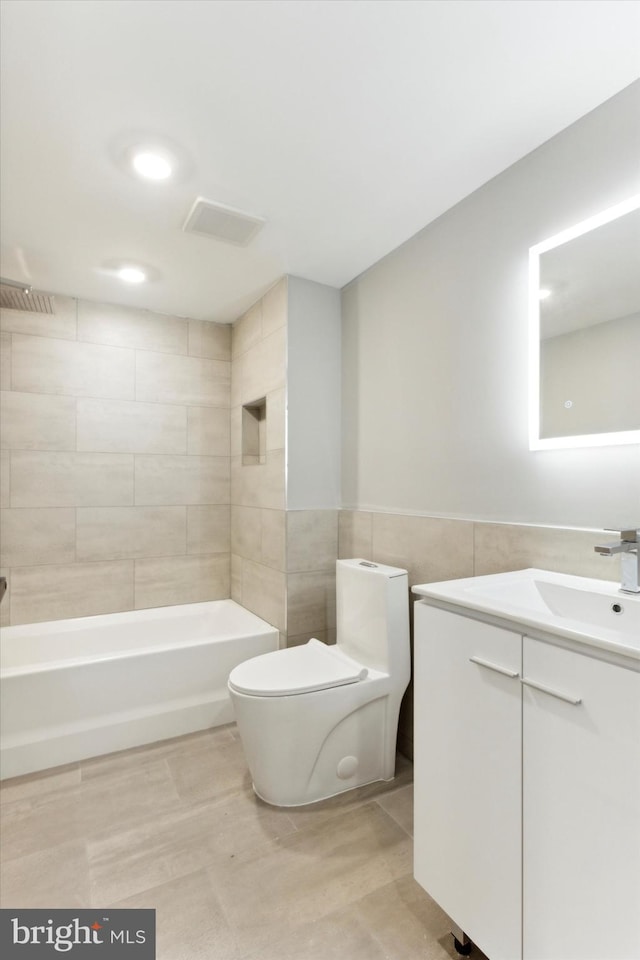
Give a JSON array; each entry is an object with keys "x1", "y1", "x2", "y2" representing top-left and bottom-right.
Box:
[
  {"x1": 341, "y1": 81, "x2": 640, "y2": 528},
  {"x1": 287, "y1": 276, "x2": 341, "y2": 509}
]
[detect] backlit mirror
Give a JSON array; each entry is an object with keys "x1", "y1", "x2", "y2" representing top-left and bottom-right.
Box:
[{"x1": 529, "y1": 195, "x2": 640, "y2": 450}]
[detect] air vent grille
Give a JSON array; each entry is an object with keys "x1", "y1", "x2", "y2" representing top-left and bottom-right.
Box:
[{"x1": 183, "y1": 197, "x2": 265, "y2": 246}]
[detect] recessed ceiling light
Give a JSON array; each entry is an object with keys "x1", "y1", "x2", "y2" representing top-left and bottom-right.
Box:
[
  {"x1": 538, "y1": 288, "x2": 552, "y2": 300},
  {"x1": 118, "y1": 265, "x2": 147, "y2": 284},
  {"x1": 132, "y1": 150, "x2": 173, "y2": 181}
]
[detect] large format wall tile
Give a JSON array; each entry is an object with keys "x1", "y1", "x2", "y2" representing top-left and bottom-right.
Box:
[
  {"x1": 134, "y1": 554, "x2": 229, "y2": 609},
  {"x1": 78, "y1": 301, "x2": 188, "y2": 354},
  {"x1": 261, "y1": 278, "x2": 287, "y2": 337},
  {"x1": 372, "y1": 512, "x2": 474, "y2": 586},
  {"x1": 231, "y1": 505, "x2": 262, "y2": 563},
  {"x1": 265, "y1": 389, "x2": 286, "y2": 452},
  {"x1": 11, "y1": 451, "x2": 134, "y2": 508},
  {"x1": 187, "y1": 505, "x2": 231, "y2": 555},
  {"x1": 136, "y1": 352, "x2": 230, "y2": 407},
  {"x1": 231, "y1": 450, "x2": 285, "y2": 510},
  {"x1": 338, "y1": 511, "x2": 373, "y2": 560},
  {"x1": 261, "y1": 509, "x2": 286, "y2": 571},
  {"x1": 188, "y1": 319, "x2": 231, "y2": 360},
  {"x1": 240, "y1": 559, "x2": 286, "y2": 632},
  {"x1": 77, "y1": 398, "x2": 187, "y2": 455},
  {"x1": 3, "y1": 295, "x2": 233, "y2": 626},
  {"x1": 0, "y1": 391, "x2": 76, "y2": 451},
  {"x1": 287, "y1": 510, "x2": 338, "y2": 573},
  {"x1": 10, "y1": 560, "x2": 134, "y2": 623},
  {"x1": 0, "y1": 297, "x2": 77, "y2": 340},
  {"x1": 187, "y1": 407, "x2": 230, "y2": 456},
  {"x1": 0, "y1": 452, "x2": 9, "y2": 508},
  {"x1": 76, "y1": 506, "x2": 186, "y2": 561},
  {"x1": 135, "y1": 455, "x2": 229, "y2": 506},
  {"x1": 232, "y1": 302, "x2": 262, "y2": 360},
  {"x1": 0, "y1": 331, "x2": 11, "y2": 389},
  {"x1": 230, "y1": 554, "x2": 242, "y2": 603},
  {"x1": 287, "y1": 571, "x2": 335, "y2": 637},
  {"x1": 0, "y1": 508, "x2": 76, "y2": 567},
  {"x1": 11, "y1": 335, "x2": 135, "y2": 400},
  {"x1": 231, "y1": 506, "x2": 286, "y2": 571},
  {"x1": 473, "y1": 522, "x2": 617, "y2": 582},
  {"x1": 238, "y1": 327, "x2": 286, "y2": 405}
]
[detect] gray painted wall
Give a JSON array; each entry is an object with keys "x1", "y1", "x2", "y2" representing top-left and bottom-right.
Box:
[
  {"x1": 287, "y1": 277, "x2": 341, "y2": 510},
  {"x1": 341, "y1": 81, "x2": 640, "y2": 527}
]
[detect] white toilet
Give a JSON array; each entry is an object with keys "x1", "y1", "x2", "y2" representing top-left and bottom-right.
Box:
[{"x1": 228, "y1": 558, "x2": 410, "y2": 806}]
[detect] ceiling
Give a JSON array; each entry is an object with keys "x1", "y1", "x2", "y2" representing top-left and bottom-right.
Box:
[{"x1": 1, "y1": 0, "x2": 639, "y2": 324}]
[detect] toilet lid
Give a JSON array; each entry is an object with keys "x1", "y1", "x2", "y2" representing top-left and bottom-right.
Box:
[{"x1": 228, "y1": 638, "x2": 368, "y2": 697}]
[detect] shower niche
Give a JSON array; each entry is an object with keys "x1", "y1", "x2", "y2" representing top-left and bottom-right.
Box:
[{"x1": 242, "y1": 397, "x2": 267, "y2": 465}]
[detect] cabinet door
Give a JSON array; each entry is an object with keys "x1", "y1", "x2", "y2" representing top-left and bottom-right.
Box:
[
  {"x1": 523, "y1": 637, "x2": 640, "y2": 960},
  {"x1": 414, "y1": 603, "x2": 522, "y2": 960}
]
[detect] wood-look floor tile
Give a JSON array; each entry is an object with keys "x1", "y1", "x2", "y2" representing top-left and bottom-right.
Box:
[
  {"x1": 208, "y1": 801, "x2": 412, "y2": 956},
  {"x1": 0, "y1": 840, "x2": 90, "y2": 908},
  {"x1": 165, "y1": 735, "x2": 252, "y2": 804},
  {"x1": 0, "y1": 762, "x2": 80, "y2": 806},
  {"x1": 110, "y1": 868, "x2": 240, "y2": 960},
  {"x1": 79, "y1": 726, "x2": 235, "y2": 781},
  {"x1": 1, "y1": 760, "x2": 180, "y2": 862},
  {"x1": 239, "y1": 902, "x2": 388, "y2": 960},
  {"x1": 356, "y1": 874, "x2": 489, "y2": 960},
  {"x1": 87, "y1": 790, "x2": 297, "y2": 906},
  {"x1": 375, "y1": 782, "x2": 414, "y2": 837}
]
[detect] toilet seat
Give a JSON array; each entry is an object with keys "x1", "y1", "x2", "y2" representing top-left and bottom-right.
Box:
[{"x1": 228, "y1": 638, "x2": 368, "y2": 697}]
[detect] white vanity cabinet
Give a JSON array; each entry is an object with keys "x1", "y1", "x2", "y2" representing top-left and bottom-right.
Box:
[
  {"x1": 522, "y1": 636, "x2": 640, "y2": 960},
  {"x1": 413, "y1": 602, "x2": 522, "y2": 960},
  {"x1": 414, "y1": 600, "x2": 640, "y2": 960}
]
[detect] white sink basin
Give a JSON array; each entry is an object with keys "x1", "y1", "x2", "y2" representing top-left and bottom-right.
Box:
[{"x1": 413, "y1": 569, "x2": 640, "y2": 659}]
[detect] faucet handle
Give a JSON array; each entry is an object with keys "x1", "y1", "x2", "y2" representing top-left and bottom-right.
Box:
[{"x1": 604, "y1": 528, "x2": 639, "y2": 541}]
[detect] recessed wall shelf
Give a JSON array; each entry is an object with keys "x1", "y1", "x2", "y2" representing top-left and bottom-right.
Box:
[{"x1": 242, "y1": 398, "x2": 267, "y2": 465}]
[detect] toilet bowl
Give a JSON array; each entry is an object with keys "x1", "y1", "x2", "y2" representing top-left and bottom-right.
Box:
[{"x1": 228, "y1": 558, "x2": 410, "y2": 807}]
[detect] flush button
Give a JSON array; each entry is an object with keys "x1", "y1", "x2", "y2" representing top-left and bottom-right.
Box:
[{"x1": 337, "y1": 756, "x2": 359, "y2": 779}]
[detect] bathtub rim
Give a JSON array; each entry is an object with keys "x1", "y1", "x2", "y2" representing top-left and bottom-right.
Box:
[{"x1": 1, "y1": 598, "x2": 279, "y2": 679}]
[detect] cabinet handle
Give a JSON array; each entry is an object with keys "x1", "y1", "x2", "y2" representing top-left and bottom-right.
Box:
[
  {"x1": 469, "y1": 656, "x2": 519, "y2": 679},
  {"x1": 521, "y1": 677, "x2": 582, "y2": 705}
]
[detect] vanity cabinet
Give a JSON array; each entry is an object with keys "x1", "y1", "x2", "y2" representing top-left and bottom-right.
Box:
[
  {"x1": 414, "y1": 601, "x2": 640, "y2": 960},
  {"x1": 522, "y1": 636, "x2": 640, "y2": 960}
]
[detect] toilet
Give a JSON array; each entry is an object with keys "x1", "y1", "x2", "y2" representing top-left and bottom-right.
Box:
[{"x1": 228, "y1": 558, "x2": 410, "y2": 807}]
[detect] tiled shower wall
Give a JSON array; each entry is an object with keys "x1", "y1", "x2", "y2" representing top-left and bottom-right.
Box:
[
  {"x1": 229, "y1": 279, "x2": 339, "y2": 648},
  {"x1": 0, "y1": 297, "x2": 231, "y2": 626},
  {"x1": 338, "y1": 509, "x2": 618, "y2": 757},
  {"x1": 230, "y1": 280, "x2": 288, "y2": 637}
]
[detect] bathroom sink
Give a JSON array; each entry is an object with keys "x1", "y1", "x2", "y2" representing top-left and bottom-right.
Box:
[{"x1": 413, "y1": 569, "x2": 640, "y2": 660}]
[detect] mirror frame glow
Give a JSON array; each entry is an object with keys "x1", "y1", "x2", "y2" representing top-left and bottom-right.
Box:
[{"x1": 528, "y1": 194, "x2": 640, "y2": 450}]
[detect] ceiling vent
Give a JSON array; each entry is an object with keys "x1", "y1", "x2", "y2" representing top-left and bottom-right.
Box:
[{"x1": 183, "y1": 197, "x2": 265, "y2": 246}]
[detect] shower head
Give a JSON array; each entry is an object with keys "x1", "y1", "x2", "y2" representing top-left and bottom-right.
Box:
[{"x1": 0, "y1": 277, "x2": 56, "y2": 314}]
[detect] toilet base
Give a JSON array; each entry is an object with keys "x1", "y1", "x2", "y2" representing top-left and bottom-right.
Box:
[{"x1": 251, "y1": 771, "x2": 397, "y2": 808}]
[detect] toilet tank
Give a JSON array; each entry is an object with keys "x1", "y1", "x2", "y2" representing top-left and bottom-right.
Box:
[{"x1": 336, "y1": 559, "x2": 410, "y2": 677}]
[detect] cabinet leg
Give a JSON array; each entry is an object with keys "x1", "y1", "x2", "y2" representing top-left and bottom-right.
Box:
[{"x1": 451, "y1": 922, "x2": 472, "y2": 956}]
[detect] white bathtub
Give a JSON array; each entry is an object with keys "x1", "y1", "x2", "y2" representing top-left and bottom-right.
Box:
[{"x1": 0, "y1": 600, "x2": 279, "y2": 780}]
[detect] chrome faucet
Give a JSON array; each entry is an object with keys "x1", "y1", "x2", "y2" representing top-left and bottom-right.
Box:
[{"x1": 594, "y1": 528, "x2": 640, "y2": 594}]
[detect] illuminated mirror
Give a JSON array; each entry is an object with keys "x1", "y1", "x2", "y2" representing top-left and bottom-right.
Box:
[{"x1": 529, "y1": 195, "x2": 640, "y2": 450}]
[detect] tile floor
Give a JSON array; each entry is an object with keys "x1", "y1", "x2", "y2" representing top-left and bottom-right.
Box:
[{"x1": 1, "y1": 726, "x2": 488, "y2": 959}]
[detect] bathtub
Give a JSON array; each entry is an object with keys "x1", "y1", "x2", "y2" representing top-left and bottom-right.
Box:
[{"x1": 0, "y1": 600, "x2": 279, "y2": 780}]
